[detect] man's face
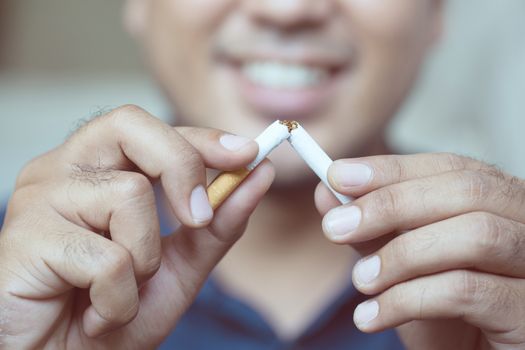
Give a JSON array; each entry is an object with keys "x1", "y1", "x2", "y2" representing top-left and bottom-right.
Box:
[{"x1": 129, "y1": 0, "x2": 442, "y2": 185}]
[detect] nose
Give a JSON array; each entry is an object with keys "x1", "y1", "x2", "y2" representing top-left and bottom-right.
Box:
[{"x1": 243, "y1": 0, "x2": 333, "y2": 29}]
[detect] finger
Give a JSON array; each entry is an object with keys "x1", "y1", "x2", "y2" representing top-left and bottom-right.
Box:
[
  {"x1": 64, "y1": 106, "x2": 208, "y2": 227},
  {"x1": 21, "y1": 224, "x2": 140, "y2": 338},
  {"x1": 131, "y1": 161, "x2": 275, "y2": 331},
  {"x1": 354, "y1": 270, "x2": 525, "y2": 342},
  {"x1": 48, "y1": 170, "x2": 161, "y2": 285},
  {"x1": 61, "y1": 105, "x2": 256, "y2": 227},
  {"x1": 176, "y1": 126, "x2": 258, "y2": 170},
  {"x1": 327, "y1": 153, "x2": 497, "y2": 197},
  {"x1": 322, "y1": 169, "x2": 525, "y2": 243},
  {"x1": 312, "y1": 182, "x2": 391, "y2": 255},
  {"x1": 317, "y1": 152, "x2": 481, "y2": 217},
  {"x1": 352, "y1": 212, "x2": 525, "y2": 296}
]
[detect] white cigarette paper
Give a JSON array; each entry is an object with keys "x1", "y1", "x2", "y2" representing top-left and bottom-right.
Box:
[
  {"x1": 247, "y1": 120, "x2": 290, "y2": 170},
  {"x1": 207, "y1": 119, "x2": 352, "y2": 209},
  {"x1": 207, "y1": 120, "x2": 289, "y2": 209},
  {"x1": 288, "y1": 124, "x2": 353, "y2": 205}
]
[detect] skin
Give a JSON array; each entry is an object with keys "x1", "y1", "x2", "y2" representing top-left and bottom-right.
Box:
[
  {"x1": 129, "y1": 0, "x2": 442, "y2": 183},
  {"x1": 0, "y1": 0, "x2": 524, "y2": 349},
  {"x1": 0, "y1": 106, "x2": 275, "y2": 348},
  {"x1": 317, "y1": 154, "x2": 525, "y2": 349}
]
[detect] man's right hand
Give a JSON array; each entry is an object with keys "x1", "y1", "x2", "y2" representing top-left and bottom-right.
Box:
[{"x1": 0, "y1": 105, "x2": 275, "y2": 349}]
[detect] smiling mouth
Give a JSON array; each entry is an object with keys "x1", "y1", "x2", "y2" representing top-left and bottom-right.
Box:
[
  {"x1": 241, "y1": 61, "x2": 336, "y2": 90},
  {"x1": 226, "y1": 58, "x2": 351, "y2": 120},
  {"x1": 215, "y1": 41, "x2": 354, "y2": 119}
]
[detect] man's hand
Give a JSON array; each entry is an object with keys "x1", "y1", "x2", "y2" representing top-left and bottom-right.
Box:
[
  {"x1": 0, "y1": 105, "x2": 275, "y2": 349},
  {"x1": 315, "y1": 153, "x2": 525, "y2": 350}
]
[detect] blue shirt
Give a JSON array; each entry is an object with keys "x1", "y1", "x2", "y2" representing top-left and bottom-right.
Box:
[
  {"x1": 157, "y1": 205, "x2": 405, "y2": 349},
  {"x1": 0, "y1": 201, "x2": 405, "y2": 349},
  {"x1": 160, "y1": 277, "x2": 404, "y2": 349}
]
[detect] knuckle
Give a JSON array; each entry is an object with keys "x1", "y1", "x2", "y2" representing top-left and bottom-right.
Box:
[
  {"x1": 110, "y1": 104, "x2": 147, "y2": 121},
  {"x1": 114, "y1": 172, "x2": 153, "y2": 200},
  {"x1": 508, "y1": 176, "x2": 525, "y2": 203},
  {"x1": 506, "y1": 228, "x2": 525, "y2": 264},
  {"x1": 471, "y1": 213, "x2": 506, "y2": 257},
  {"x1": 71, "y1": 107, "x2": 114, "y2": 135},
  {"x1": 388, "y1": 156, "x2": 406, "y2": 182},
  {"x1": 497, "y1": 175, "x2": 518, "y2": 206},
  {"x1": 211, "y1": 221, "x2": 247, "y2": 245},
  {"x1": 102, "y1": 245, "x2": 134, "y2": 275},
  {"x1": 67, "y1": 105, "x2": 150, "y2": 149},
  {"x1": 450, "y1": 271, "x2": 512, "y2": 320},
  {"x1": 470, "y1": 212, "x2": 524, "y2": 263},
  {"x1": 478, "y1": 163, "x2": 506, "y2": 180},
  {"x1": 371, "y1": 187, "x2": 401, "y2": 218},
  {"x1": 457, "y1": 170, "x2": 491, "y2": 205},
  {"x1": 440, "y1": 152, "x2": 470, "y2": 171},
  {"x1": 105, "y1": 104, "x2": 150, "y2": 135},
  {"x1": 389, "y1": 236, "x2": 412, "y2": 268},
  {"x1": 384, "y1": 281, "x2": 433, "y2": 320},
  {"x1": 387, "y1": 283, "x2": 408, "y2": 314},
  {"x1": 483, "y1": 283, "x2": 518, "y2": 321},
  {"x1": 72, "y1": 106, "x2": 134, "y2": 137},
  {"x1": 480, "y1": 165, "x2": 509, "y2": 189},
  {"x1": 63, "y1": 234, "x2": 106, "y2": 266},
  {"x1": 175, "y1": 144, "x2": 204, "y2": 173},
  {"x1": 449, "y1": 270, "x2": 486, "y2": 306},
  {"x1": 139, "y1": 254, "x2": 162, "y2": 279},
  {"x1": 476, "y1": 165, "x2": 522, "y2": 209}
]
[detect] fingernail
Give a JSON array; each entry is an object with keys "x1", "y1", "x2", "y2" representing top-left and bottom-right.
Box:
[
  {"x1": 220, "y1": 134, "x2": 252, "y2": 152},
  {"x1": 322, "y1": 206, "x2": 362, "y2": 238},
  {"x1": 190, "y1": 185, "x2": 213, "y2": 224},
  {"x1": 332, "y1": 162, "x2": 373, "y2": 187},
  {"x1": 354, "y1": 300, "x2": 379, "y2": 326},
  {"x1": 354, "y1": 256, "x2": 381, "y2": 285}
]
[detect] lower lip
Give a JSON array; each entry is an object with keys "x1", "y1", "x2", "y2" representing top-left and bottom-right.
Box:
[{"x1": 229, "y1": 66, "x2": 341, "y2": 121}]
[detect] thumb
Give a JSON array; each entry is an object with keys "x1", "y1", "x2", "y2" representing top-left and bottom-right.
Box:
[
  {"x1": 165, "y1": 159, "x2": 275, "y2": 288},
  {"x1": 314, "y1": 181, "x2": 389, "y2": 257},
  {"x1": 126, "y1": 160, "x2": 275, "y2": 344}
]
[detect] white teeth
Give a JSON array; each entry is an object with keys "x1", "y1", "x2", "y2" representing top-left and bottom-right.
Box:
[{"x1": 241, "y1": 61, "x2": 328, "y2": 89}]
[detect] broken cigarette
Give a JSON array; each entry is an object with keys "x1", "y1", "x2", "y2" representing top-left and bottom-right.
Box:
[
  {"x1": 207, "y1": 120, "x2": 290, "y2": 209},
  {"x1": 287, "y1": 124, "x2": 353, "y2": 205},
  {"x1": 206, "y1": 120, "x2": 352, "y2": 209}
]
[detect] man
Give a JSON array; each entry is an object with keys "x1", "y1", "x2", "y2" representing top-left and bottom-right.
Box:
[{"x1": 1, "y1": 0, "x2": 525, "y2": 349}]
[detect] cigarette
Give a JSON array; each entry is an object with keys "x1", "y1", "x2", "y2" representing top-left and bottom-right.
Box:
[
  {"x1": 206, "y1": 119, "x2": 352, "y2": 210},
  {"x1": 207, "y1": 120, "x2": 290, "y2": 209},
  {"x1": 287, "y1": 123, "x2": 353, "y2": 205}
]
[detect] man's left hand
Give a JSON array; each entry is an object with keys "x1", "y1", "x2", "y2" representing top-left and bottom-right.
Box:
[{"x1": 315, "y1": 153, "x2": 525, "y2": 350}]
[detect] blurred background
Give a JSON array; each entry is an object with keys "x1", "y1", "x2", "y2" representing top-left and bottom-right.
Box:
[{"x1": 0, "y1": 0, "x2": 524, "y2": 198}]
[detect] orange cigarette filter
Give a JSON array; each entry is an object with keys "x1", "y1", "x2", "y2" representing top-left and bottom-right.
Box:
[
  {"x1": 206, "y1": 168, "x2": 251, "y2": 210},
  {"x1": 205, "y1": 120, "x2": 293, "y2": 210}
]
